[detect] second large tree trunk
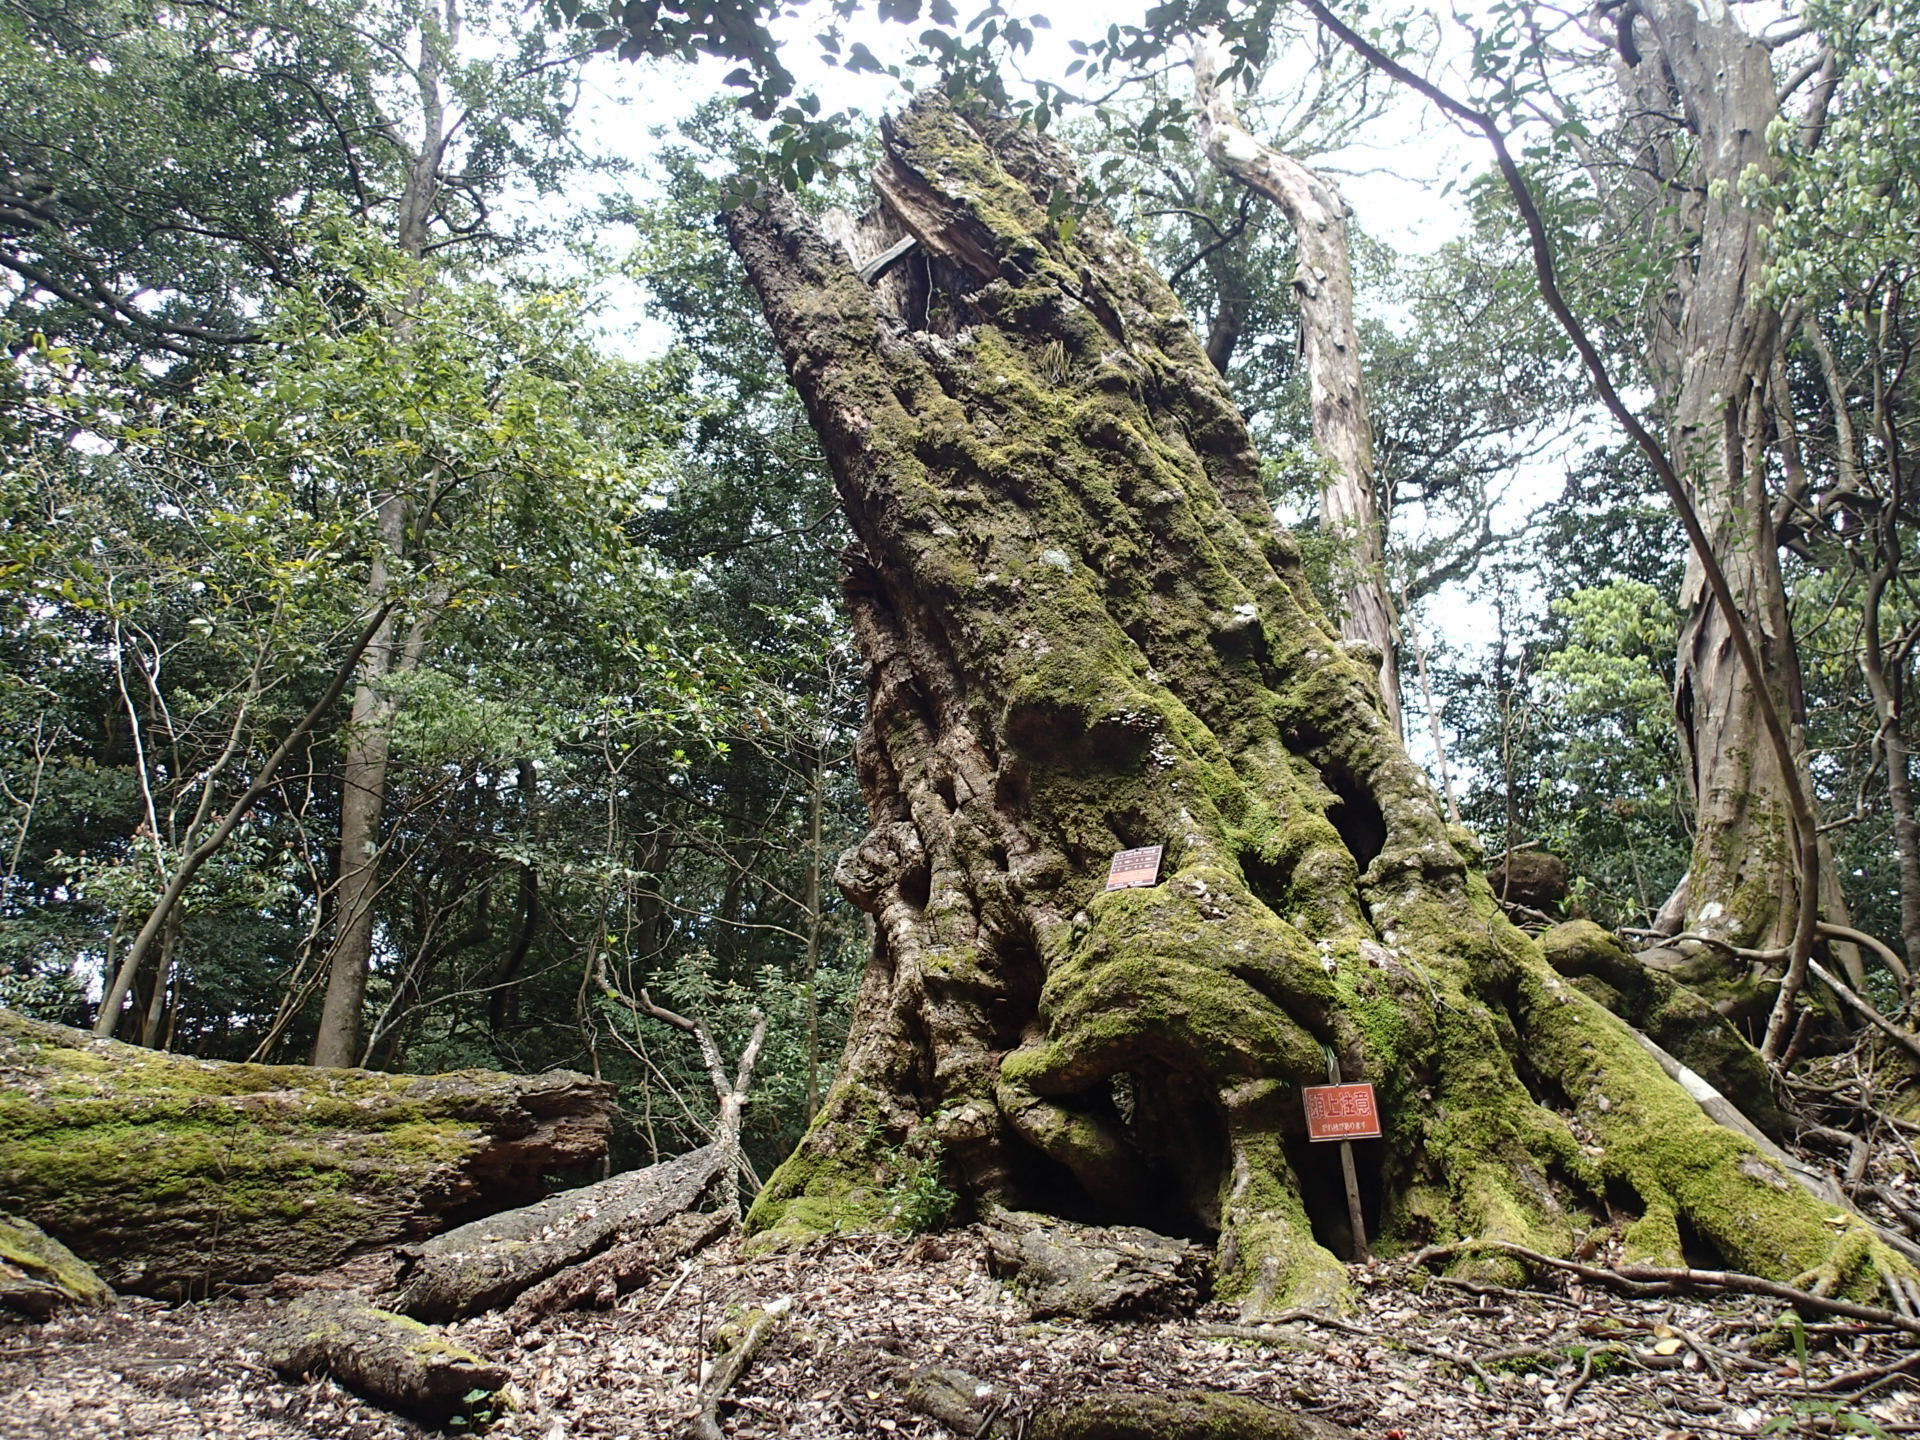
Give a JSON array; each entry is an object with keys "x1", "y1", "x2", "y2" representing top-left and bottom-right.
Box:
[
  {"x1": 1193, "y1": 39, "x2": 1401, "y2": 734},
  {"x1": 1612, "y1": 0, "x2": 1843, "y2": 1002},
  {"x1": 724, "y1": 98, "x2": 1894, "y2": 1312}
]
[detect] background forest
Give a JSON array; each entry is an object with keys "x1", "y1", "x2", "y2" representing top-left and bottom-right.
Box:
[{"x1": 6, "y1": 0, "x2": 1920, "y2": 1188}]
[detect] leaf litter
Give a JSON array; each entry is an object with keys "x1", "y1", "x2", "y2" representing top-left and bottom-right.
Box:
[{"x1": 1, "y1": 1228, "x2": 1916, "y2": 1439}]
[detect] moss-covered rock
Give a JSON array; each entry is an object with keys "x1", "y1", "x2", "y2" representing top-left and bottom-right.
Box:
[
  {"x1": 0, "y1": 1008, "x2": 611, "y2": 1298},
  {"x1": 0, "y1": 1210, "x2": 113, "y2": 1316}
]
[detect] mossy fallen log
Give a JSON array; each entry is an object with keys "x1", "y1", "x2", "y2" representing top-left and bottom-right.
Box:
[
  {"x1": 263, "y1": 1293, "x2": 509, "y2": 1425},
  {"x1": 0, "y1": 1211, "x2": 113, "y2": 1317},
  {"x1": 0, "y1": 1008, "x2": 612, "y2": 1298},
  {"x1": 391, "y1": 1143, "x2": 726, "y2": 1321}
]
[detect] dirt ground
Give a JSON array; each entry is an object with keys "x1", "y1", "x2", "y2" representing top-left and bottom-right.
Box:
[{"x1": 4, "y1": 1228, "x2": 1918, "y2": 1439}]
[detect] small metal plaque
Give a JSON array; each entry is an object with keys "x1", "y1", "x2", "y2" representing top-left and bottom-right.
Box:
[
  {"x1": 1105, "y1": 845, "x2": 1164, "y2": 890},
  {"x1": 1302, "y1": 1082, "x2": 1382, "y2": 1142}
]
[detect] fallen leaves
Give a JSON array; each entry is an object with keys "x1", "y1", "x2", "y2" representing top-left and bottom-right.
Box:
[{"x1": 2, "y1": 1232, "x2": 1918, "y2": 1439}]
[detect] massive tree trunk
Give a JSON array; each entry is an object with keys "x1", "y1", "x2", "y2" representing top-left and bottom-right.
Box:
[
  {"x1": 1192, "y1": 39, "x2": 1401, "y2": 734},
  {"x1": 724, "y1": 97, "x2": 1895, "y2": 1312},
  {"x1": 1608, "y1": 0, "x2": 1844, "y2": 997}
]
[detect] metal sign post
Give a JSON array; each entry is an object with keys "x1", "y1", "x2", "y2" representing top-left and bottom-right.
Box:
[{"x1": 1305, "y1": 1049, "x2": 1375, "y2": 1263}]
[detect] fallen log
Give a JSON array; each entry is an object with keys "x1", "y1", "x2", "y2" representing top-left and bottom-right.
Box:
[
  {"x1": 392, "y1": 1143, "x2": 727, "y2": 1321},
  {"x1": 511, "y1": 1206, "x2": 732, "y2": 1318},
  {"x1": 0, "y1": 1008, "x2": 612, "y2": 1298},
  {"x1": 0, "y1": 1211, "x2": 113, "y2": 1318},
  {"x1": 263, "y1": 1293, "x2": 509, "y2": 1425}
]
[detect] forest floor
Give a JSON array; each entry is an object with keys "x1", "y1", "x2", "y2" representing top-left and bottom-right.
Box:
[{"x1": 3, "y1": 1227, "x2": 1917, "y2": 1440}]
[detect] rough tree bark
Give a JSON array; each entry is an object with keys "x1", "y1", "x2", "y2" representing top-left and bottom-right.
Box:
[
  {"x1": 1606, "y1": 0, "x2": 1848, "y2": 1002},
  {"x1": 1193, "y1": 38, "x2": 1401, "y2": 733},
  {"x1": 724, "y1": 97, "x2": 1904, "y2": 1312}
]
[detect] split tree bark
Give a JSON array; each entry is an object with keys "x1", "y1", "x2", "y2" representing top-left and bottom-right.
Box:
[
  {"x1": 724, "y1": 97, "x2": 1907, "y2": 1312},
  {"x1": 1192, "y1": 38, "x2": 1401, "y2": 733},
  {"x1": 1602, "y1": 0, "x2": 1851, "y2": 1009}
]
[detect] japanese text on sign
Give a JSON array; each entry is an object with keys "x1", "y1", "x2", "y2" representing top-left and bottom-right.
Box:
[
  {"x1": 1105, "y1": 845, "x2": 1164, "y2": 891},
  {"x1": 1302, "y1": 1082, "x2": 1381, "y2": 1141}
]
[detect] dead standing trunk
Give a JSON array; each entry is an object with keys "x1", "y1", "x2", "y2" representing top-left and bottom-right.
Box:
[
  {"x1": 724, "y1": 98, "x2": 1898, "y2": 1312},
  {"x1": 1192, "y1": 40, "x2": 1401, "y2": 734}
]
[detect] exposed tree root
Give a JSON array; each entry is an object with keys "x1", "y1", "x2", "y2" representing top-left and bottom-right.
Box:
[{"x1": 1411, "y1": 1239, "x2": 1920, "y2": 1332}]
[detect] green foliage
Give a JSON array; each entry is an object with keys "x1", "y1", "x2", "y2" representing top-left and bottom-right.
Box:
[{"x1": 886, "y1": 1140, "x2": 959, "y2": 1234}]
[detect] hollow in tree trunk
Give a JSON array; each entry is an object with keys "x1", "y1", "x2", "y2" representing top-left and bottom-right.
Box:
[{"x1": 725, "y1": 97, "x2": 1902, "y2": 1311}]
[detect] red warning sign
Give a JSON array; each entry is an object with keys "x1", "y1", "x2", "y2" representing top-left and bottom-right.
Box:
[
  {"x1": 1105, "y1": 845, "x2": 1164, "y2": 890},
  {"x1": 1302, "y1": 1082, "x2": 1381, "y2": 1141}
]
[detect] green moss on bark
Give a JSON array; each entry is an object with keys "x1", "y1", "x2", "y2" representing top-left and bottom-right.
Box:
[
  {"x1": 728, "y1": 95, "x2": 1915, "y2": 1317},
  {"x1": 0, "y1": 1211, "x2": 113, "y2": 1315},
  {"x1": 0, "y1": 1009, "x2": 609, "y2": 1297}
]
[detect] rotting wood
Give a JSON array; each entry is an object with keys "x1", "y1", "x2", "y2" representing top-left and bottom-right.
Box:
[
  {"x1": 685, "y1": 1295, "x2": 790, "y2": 1440},
  {"x1": 0, "y1": 1212, "x2": 112, "y2": 1318},
  {"x1": 263, "y1": 1293, "x2": 508, "y2": 1424},
  {"x1": 391, "y1": 1143, "x2": 725, "y2": 1321},
  {"x1": 0, "y1": 1008, "x2": 612, "y2": 1299},
  {"x1": 509, "y1": 1207, "x2": 732, "y2": 1318}
]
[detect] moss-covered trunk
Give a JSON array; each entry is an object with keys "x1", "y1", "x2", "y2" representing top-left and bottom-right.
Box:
[{"x1": 724, "y1": 98, "x2": 1901, "y2": 1311}]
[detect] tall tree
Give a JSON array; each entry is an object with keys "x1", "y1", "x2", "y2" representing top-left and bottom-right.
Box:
[
  {"x1": 307, "y1": 0, "x2": 599, "y2": 1065},
  {"x1": 1591, "y1": 0, "x2": 1829, "y2": 980},
  {"x1": 724, "y1": 97, "x2": 1899, "y2": 1311},
  {"x1": 1193, "y1": 36, "x2": 1400, "y2": 731}
]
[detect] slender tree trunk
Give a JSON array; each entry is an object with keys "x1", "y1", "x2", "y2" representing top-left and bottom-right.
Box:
[
  {"x1": 312, "y1": 536, "x2": 404, "y2": 1066},
  {"x1": 724, "y1": 97, "x2": 1885, "y2": 1313},
  {"x1": 803, "y1": 740, "x2": 825, "y2": 1121},
  {"x1": 1194, "y1": 38, "x2": 1400, "y2": 733},
  {"x1": 308, "y1": 0, "x2": 454, "y2": 1065}
]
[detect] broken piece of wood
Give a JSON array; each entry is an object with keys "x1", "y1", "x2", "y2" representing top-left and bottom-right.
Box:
[
  {"x1": 392, "y1": 1143, "x2": 725, "y2": 1321},
  {"x1": 686, "y1": 1295, "x2": 790, "y2": 1440},
  {"x1": 263, "y1": 1293, "x2": 508, "y2": 1424},
  {"x1": 510, "y1": 1207, "x2": 732, "y2": 1318}
]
